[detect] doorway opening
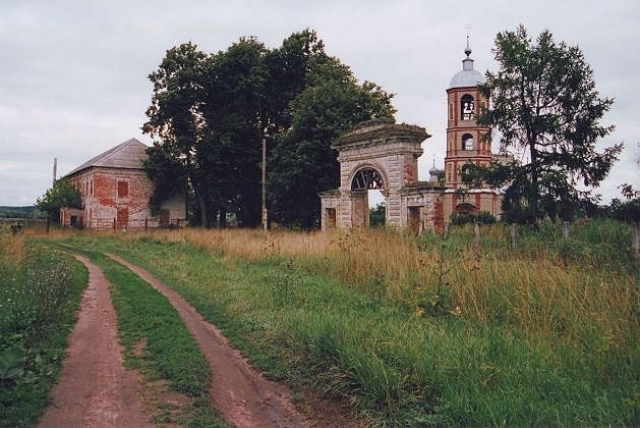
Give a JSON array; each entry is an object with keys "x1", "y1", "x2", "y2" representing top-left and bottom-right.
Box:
[{"x1": 369, "y1": 189, "x2": 385, "y2": 227}]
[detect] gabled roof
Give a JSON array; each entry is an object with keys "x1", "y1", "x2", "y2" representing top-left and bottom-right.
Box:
[{"x1": 65, "y1": 138, "x2": 149, "y2": 177}]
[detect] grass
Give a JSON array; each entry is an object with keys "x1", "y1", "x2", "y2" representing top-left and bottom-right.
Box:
[
  {"x1": 0, "y1": 233, "x2": 87, "y2": 427},
  {"x1": 47, "y1": 219, "x2": 639, "y2": 426}
]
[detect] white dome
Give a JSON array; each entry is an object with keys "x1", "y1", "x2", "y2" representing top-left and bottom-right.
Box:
[
  {"x1": 449, "y1": 47, "x2": 484, "y2": 88},
  {"x1": 449, "y1": 67, "x2": 484, "y2": 88}
]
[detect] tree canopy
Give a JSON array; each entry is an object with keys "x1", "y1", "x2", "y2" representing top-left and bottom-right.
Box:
[
  {"x1": 36, "y1": 178, "x2": 82, "y2": 222},
  {"x1": 462, "y1": 25, "x2": 622, "y2": 224},
  {"x1": 143, "y1": 29, "x2": 395, "y2": 228}
]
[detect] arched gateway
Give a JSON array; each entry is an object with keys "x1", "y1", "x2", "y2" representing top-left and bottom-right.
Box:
[{"x1": 319, "y1": 118, "x2": 445, "y2": 233}]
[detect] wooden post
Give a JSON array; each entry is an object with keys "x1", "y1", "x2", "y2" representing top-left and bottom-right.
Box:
[
  {"x1": 631, "y1": 223, "x2": 640, "y2": 270},
  {"x1": 562, "y1": 221, "x2": 570, "y2": 242},
  {"x1": 510, "y1": 223, "x2": 517, "y2": 250},
  {"x1": 261, "y1": 126, "x2": 268, "y2": 231},
  {"x1": 474, "y1": 222, "x2": 480, "y2": 253},
  {"x1": 443, "y1": 223, "x2": 450, "y2": 239}
]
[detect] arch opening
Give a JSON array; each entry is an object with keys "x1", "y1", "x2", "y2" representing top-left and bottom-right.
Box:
[
  {"x1": 461, "y1": 94, "x2": 475, "y2": 120},
  {"x1": 368, "y1": 189, "x2": 386, "y2": 227},
  {"x1": 462, "y1": 133, "x2": 474, "y2": 151},
  {"x1": 351, "y1": 167, "x2": 384, "y2": 190},
  {"x1": 456, "y1": 203, "x2": 477, "y2": 214},
  {"x1": 350, "y1": 167, "x2": 386, "y2": 228}
]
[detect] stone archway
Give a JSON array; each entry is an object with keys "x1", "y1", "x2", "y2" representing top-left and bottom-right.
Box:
[{"x1": 319, "y1": 118, "x2": 432, "y2": 230}]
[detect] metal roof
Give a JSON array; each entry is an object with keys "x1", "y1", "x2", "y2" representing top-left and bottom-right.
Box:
[{"x1": 65, "y1": 138, "x2": 148, "y2": 177}]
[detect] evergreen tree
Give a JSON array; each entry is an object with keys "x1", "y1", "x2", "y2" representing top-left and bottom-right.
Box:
[{"x1": 464, "y1": 25, "x2": 622, "y2": 224}]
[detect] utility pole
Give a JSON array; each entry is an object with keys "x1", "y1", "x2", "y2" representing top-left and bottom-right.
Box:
[
  {"x1": 53, "y1": 157, "x2": 57, "y2": 184},
  {"x1": 261, "y1": 126, "x2": 268, "y2": 231}
]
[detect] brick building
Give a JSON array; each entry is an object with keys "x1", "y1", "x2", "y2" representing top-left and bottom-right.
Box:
[{"x1": 61, "y1": 138, "x2": 186, "y2": 229}]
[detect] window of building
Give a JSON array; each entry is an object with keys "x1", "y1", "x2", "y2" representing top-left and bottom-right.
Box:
[
  {"x1": 461, "y1": 94, "x2": 474, "y2": 120},
  {"x1": 117, "y1": 180, "x2": 129, "y2": 197},
  {"x1": 462, "y1": 133, "x2": 474, "y2": 151}
]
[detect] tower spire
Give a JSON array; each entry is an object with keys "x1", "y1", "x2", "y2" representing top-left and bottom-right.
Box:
[{"x1": 465, "y1": 25, "x2": 472, "y2": 58}]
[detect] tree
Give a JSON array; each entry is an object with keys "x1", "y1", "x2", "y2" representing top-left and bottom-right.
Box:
[
  {"x1": 465, "y1": 25, "x2": 622, "y2": 225},
  {"x1": 369, "y1": 202, "x2": 386, "y2": 227},
  {"x1": 36, "y1": 178, "x2": 82, "y2": 222},
  {"x1": 267, "y1": 32, "x2": 395, "y2": 228},
  {"x1": 143, "y1": 141, "x2": 187, "y2": 216},
  {"x1": 198, "y1": 37, "x2": 268, "y2": 227},
  {"x1": 143, "y1": 42, "x2": 209, "y2": 226},
  {"x1": 143, "y1": 30, "x2": 395, "y2": 229},
  {"x1": 610, "y1": 142, "x2": 640, "y2": 222}
]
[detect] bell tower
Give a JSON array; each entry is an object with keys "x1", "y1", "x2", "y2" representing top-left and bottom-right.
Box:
[{"x1": 444, "y1": 38, "x2": 491, "y2": 189}]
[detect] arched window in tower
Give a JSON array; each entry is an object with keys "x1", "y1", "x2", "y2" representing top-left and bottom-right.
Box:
[
  {"x1": 462, "y1": 133, "x2": 474, "y2": 151},
  {"x1": 461, "y1": 94, "x2": 474, "y2": 120}
]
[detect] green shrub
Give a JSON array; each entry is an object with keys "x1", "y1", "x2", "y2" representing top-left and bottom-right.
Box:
[{"x1": 0, "y1": 238, "x2": 87, "y2": 427}]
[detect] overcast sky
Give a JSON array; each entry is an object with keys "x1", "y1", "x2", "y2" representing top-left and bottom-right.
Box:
[{"x1": 1, "y1": 0, "x2": 638, "y2": 206}]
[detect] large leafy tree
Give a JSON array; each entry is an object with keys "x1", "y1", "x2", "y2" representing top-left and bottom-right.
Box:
[
  {"x1": 268, "y1": 60, "x2": 395, "y2": 228},
  {"x1": 464, "y1": 25, "x2": 622, "y2": 224},
  {"x1": 143, "y1": 42, "x2": 209, "y2": 225},
  {"x1": 144, "y1": 30, "x2": 395, "y2": 228},
  {"x1": 36, "y1": 178, "x2": 82, "y2": 222},
  {"x1": 198, "y1": 37, "x2": 268, "y2": 227}
]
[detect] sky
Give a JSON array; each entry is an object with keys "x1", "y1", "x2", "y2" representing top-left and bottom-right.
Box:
[{"x1": 1, "y1": 0, "x2": 638, "y2": 207}]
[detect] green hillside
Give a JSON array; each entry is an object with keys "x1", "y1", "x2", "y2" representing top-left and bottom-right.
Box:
[{"x1": 0, "y1": 206, "x2": 38, "y2": 218}]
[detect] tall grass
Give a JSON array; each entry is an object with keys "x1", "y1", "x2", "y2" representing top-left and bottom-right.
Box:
[
  {"x1": 0, "y1": 233, "x2": 87, "y2": 426},
  {"x1": 50, "y1": 220, "x2": 639, "y2": 425}
]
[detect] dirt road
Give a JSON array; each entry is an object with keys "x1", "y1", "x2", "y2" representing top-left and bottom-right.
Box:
[
  {"x1": 39, "y1": 255, "x2": 152, "y2": 427},
  {"x1": 39, "y1": 253, "x2": 352, "y2": 427},
  {"x1": 108, "y1": 254, "x2": 310, "y2": 428}
]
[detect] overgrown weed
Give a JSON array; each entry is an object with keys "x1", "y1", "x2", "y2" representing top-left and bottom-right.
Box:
[
  {"x1": 0, "y1": 234, "x2": 87, "y2": 426},
  {"x1": 31, "y1": 219, "x2": 640, "y2": 425}
]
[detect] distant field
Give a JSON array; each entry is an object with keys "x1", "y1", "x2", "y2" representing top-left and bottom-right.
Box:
[{"x1": 0, "y1": 206, "x2": 38, "y2": 219}]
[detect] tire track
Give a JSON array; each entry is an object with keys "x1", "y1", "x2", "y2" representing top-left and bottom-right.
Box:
[
  {"x1": 39, "y1": 255, "x2": 152, "y2": 428},
  {"x1": 107, "y1": 254, "x2": 310, "y2": 428}
]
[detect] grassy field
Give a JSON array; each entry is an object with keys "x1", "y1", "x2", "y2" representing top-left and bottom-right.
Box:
[
  {"x1": 0, "y1": 233, "x2": 87, "y2": 426},
  {"x1": 36, "y1": 219, "x2": 638, "y2": 426},
  {"x1": 5, "y1": 222, "x2": 640, "y2": 426}
]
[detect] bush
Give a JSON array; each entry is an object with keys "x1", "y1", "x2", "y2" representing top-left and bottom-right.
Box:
[
  {"x1": 450, "y1": 210, "x2": 497, "y2": 226},
  {"x1": 0, "y1": 236, "x2": 87, "y2": 427}
]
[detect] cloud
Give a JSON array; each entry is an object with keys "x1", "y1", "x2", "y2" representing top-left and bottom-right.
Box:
[{"x1": 0, "y1": 0, "x2": 638, "y2": 206}]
